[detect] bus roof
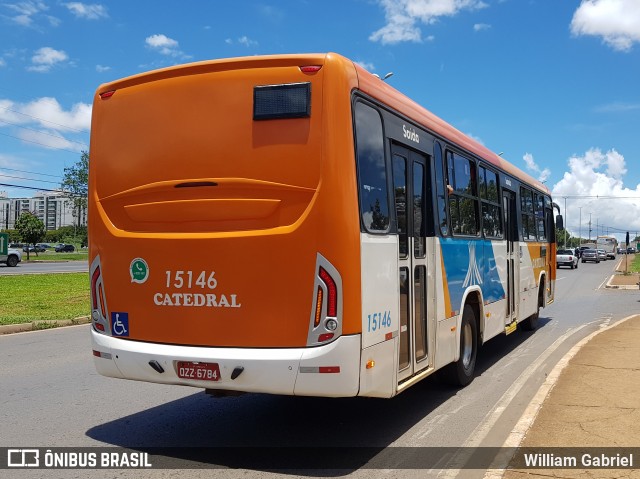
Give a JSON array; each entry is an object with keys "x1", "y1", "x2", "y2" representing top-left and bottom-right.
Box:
[
  {"x1": 95, "y1": 52, "x2": 550, "y2": 197},
  {"x1": 351, "y1": 59, "x2": 550, "y2": 196}
]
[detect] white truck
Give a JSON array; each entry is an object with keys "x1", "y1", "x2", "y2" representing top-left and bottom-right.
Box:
[
  {"x1": 556, "y1": 248, "x2": 579, "y2": 269},
  {"x1": 0, "y1": 248, "x2": 22, "y2": 267}
]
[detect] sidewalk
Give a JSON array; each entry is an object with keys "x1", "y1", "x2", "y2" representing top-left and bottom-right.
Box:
[
  {"x1": 606, "y1": 253, "x2": 639, "y2": 289},
  {"x1": 502, "y1": 314, "x2": 640, "y2": 478}
]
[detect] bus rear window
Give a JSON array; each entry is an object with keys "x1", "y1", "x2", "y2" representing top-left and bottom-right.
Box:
[{"x1": 354, "y1": 102, "x2": 389, "y2": 233}]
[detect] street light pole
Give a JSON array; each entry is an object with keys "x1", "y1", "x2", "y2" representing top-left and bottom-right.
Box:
[
  {"x1": 578, "y1": 206, "x2": 583, "y2": 246},
  {"x1": 564, "y1": 197, "x2": 567, "y2": 248}
]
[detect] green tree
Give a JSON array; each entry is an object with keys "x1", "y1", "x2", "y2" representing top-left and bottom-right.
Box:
[
  {"x1": 61, "y1": 151, "x2": 89, "y2": 228},
  {"x1": 15, "y1": 212, "x2": 45, "y2": 260}
]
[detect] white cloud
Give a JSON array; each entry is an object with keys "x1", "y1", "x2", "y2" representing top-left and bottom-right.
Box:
[
  {"x1": 16, "y1": 128, "x2": 81, "y2": 151},
  {"x1": 523, "y1": 152, "x2": 551, "y2": 183},
  {"x1": 552, "y1": 148, "x2": 640, "y2": 240},
  {"x1": 64, "y1": 2, "x2": 108, "y2": 20},
  {"x1": 5, "y1": 1, "x2": 48, "y2": 26},
  {"x1": 95, "y1": 64, "x2": 110, "y2": 72},
  {"x1": 370, "y1": 0, "x2": 488, "y2": 44},
  {"x1": 466, "y1": 132, "x2": 484, "y2": 145},
  {"x1": 595, "y1": 101, "x2": 640, "y2": 112},
  {"x1": 145, "y1": 34, "x2": 183, "y2": 57},
  {"x1": 0, "y1": 58, "x2": 5, "y2": 68},
  {"x1": 0, "y1": 97, "x2": 90, "y2": 152},
  {"x1": 355, "y1": 60, "x2": 376, "y2": 72},
  {"x1": 0, "y1": 96, "x2": 90, "y2": 132},
  {"x1": 27, "y1": 47, "x2": 68, "y2": 72},
  {"x1": 238, "y1": 36, "x2": 258, "y2": 47},
  {"x1": 473, "y1": 23, "x2": 491, "y2": 31},
  {"x1": 571, "y1": 0, "x2": 640, "y2": 52},
  {"x1": 225, "y1": 36, "x2": 259, "y2": 47}
]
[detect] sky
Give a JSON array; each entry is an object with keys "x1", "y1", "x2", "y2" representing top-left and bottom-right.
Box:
[{"x1": 1, "y1": 0, "x2": 639, "y2": 242}]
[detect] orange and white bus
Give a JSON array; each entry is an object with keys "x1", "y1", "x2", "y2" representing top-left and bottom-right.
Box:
[{"x1": 89, "y1": 53, "x2": 558, "y2": 398}]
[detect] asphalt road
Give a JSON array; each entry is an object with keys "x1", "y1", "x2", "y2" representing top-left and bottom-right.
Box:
[
  {"x1": 1, "y1": 257, "x2": 637, "y2": 479},
  {"x1": 0, "y1": 258, "x2": 89, "y2": 275}
]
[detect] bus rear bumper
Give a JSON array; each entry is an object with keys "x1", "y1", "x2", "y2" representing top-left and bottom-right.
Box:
[{"x1": 91, "y1": 329, "x2": 361, "y2": 397}]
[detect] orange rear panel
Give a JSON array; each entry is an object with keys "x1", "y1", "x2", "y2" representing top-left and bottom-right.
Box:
[{"x1": 89, "y1": 54, "x2": 362, "y2": 347}]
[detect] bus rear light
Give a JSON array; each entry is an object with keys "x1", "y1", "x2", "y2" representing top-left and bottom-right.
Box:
[
  {"x1": 91, "y1": 266, "x2": 101, "y2": 309},
  {"x1": 307, "y1": 254, "x2": 343, "y2": 346},
  {"x1": 319, "y1": 267, "x2": 337, "y2": 317},
  {"x1": 90, "y1": 256, "x2": 110, "y2": 335},
  {"x1": 98, "y1": 284, "x2": 106, "y2": 318},
  {"x1": 300, "y1": 65, "x2": 322, "y2": 73},
  {"x1": 99, "y1": 90, "x2": 115, "y2": 99},
  {"x1": 314, "y1": 287, "x2": 323, "y2": 327}
]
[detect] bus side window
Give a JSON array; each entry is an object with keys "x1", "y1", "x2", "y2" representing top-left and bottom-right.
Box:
[
  {"x1": 354, "y1": 103, "x2": 390, "y2": 233},
  {"x1": 447, "y1": 151, "x2": 479, "y2": 236},
  {"x1": 433, "y1": 141, "x2": 448, "y2": 236}
]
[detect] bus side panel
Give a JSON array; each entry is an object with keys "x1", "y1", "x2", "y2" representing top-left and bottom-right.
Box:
[
  {"x1": 360, "y1": 234, "x2": 399, "y2": 349},
  {"x1": 358, "y1": 234, "x2": 398, "y2": 397}
]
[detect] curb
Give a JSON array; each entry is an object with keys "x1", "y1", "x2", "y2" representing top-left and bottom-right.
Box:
[
  {"x1": 482, "y1": 313, "x2": 640, "y2": 479},
  {"x1": 0, "y1": 316, "x2": 91, "y2": 335},
  {"x1": 605, "y1": 274, "x2": 640, "y2": 290}
]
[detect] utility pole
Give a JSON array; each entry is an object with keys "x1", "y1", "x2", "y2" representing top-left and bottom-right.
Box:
[
  {"x1": 578, "y1": 206, "x2": 582, "y2": 246},
  {"x1": 564, "y1": 197, "x2": 567, "y2": 248}
]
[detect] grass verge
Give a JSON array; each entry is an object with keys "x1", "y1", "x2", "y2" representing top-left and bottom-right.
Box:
[{"x1": 0, "y1": 272, "x2": 90, "y2": 326}]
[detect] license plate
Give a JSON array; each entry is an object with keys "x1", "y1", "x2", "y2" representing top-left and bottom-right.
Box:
[{"x1": 176, "y1": 361, "x2": 221, "y2": 381}]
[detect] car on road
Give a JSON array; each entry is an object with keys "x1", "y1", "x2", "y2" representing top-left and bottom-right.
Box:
[
  {"x1": 581, "y1": 249, "x2": 600, "y2": 263},
  {"x1": 627, "y1": 247, "x2": 636, "y2": 254},
  {"x1": 23, "y1": 244, "x2": 46, "y2": 253},
  {"x1": 556, "y1": 249, "x2": 579, "y2": 269},
  {"x1": 0, "y1": 248, "x2": 22, "y2": 267},
  {"x1": 596, "y1": 249, "x2": 607, "y2": 261},
  {"x1": 55, "y1": 244, "x2": 75, "y2": 253}
]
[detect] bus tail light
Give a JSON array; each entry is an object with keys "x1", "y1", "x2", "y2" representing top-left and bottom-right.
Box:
[
  {"x1": 300, "y1": 65, "x2": 322, "y2": 74},
  {"x1": 90, "y1": 256, "x2": 111, "y2": 335},
  {"x1": 307, "y1": 254, "x2": 343, "y2": 346}
]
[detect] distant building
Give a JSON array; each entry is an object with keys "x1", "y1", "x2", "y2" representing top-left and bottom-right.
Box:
[{"x1": 0, "y1": 191, "x2": 83, "y2": 231}]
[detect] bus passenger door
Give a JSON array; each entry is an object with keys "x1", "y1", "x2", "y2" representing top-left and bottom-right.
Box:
[
  {"x1": 502, "y1": 190, "x2": 518, "y2": 327},
  {"x1": 392, "y1": 144, "x2": 430, "y2": 382}
]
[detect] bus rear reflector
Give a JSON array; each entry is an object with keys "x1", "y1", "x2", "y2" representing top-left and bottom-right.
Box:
[
  {"x1": 319, "y1": 366, "x2": 340, "y2": 374},
  {"x1": 318, "y1": 333, "x2": 334, "y2": 342},
  {"x1": 253, "y1": 82, "x2": 311, "y2": 120},
  {"x1": 99, "y1": 90, "x2": 115, "y2": 99}
]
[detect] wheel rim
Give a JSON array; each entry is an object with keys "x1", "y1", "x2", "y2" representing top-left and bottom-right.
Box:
[{"x1": 462, "y1": 322, "x2": 473, "y2": 369}]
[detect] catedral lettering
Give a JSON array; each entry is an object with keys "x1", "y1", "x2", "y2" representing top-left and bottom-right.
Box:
[{"x1": 153, "y1": 292, "x2": 241, "y2": 308}]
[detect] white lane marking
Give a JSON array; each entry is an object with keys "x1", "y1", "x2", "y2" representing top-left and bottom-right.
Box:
[{"x1": 438, "y1": 320, "x2": 598, "y2": 479}]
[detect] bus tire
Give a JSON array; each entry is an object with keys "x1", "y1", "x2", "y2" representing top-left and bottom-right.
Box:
[{"x1": 443, "y1": 305, "x2": 477, "y2": 387}]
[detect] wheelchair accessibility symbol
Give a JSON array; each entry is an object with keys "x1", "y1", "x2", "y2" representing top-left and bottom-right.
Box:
[{"x1": 111, "y1": 312, "x2": 129, "y2": 337}]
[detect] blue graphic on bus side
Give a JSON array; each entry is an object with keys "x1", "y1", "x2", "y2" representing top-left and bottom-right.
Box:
[
  {"x1": 440, "y1": 238, "x2": 505, "y2": 313},
  {"x1": 111, "y1": 312, "x2": 129, "y2": 337}
]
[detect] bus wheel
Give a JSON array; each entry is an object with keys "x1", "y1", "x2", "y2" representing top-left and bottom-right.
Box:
[{"x1": 443, "y1": 305, "x2": 478, "y2": 387}]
